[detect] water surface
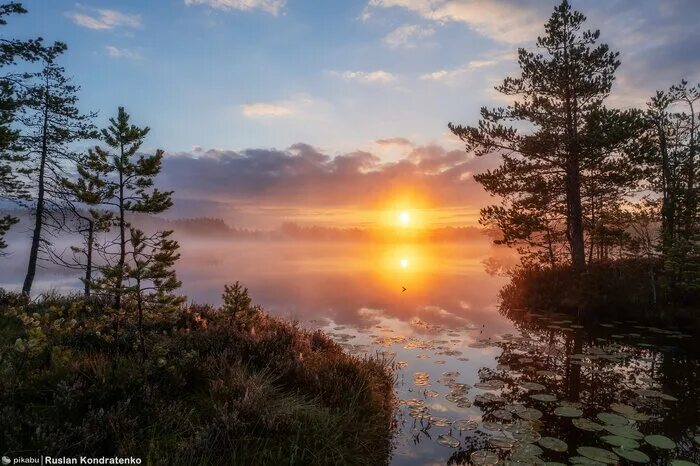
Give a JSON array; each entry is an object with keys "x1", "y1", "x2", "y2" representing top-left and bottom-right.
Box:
[{"x1": 2, "y1": 239, "x2": 699, "y2": 464}]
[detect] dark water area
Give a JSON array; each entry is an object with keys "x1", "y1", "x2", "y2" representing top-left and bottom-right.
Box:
[{"x1": 1, "y1": 239, "x2": 699, "y2": 464}]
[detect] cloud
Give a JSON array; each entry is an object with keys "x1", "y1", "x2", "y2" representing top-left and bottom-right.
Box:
[
  {"x1": 375, "y1": 137, "x2": 414, "y2": 147},
  {"x1": 238, "y1": 94, "x2": 322, "y2": 119},
  {"x1": 383, "y1": 24, "x2": 435, "y2": 48},
  {"x1": 241, "y1": 102, "x2": 293, "y2": 118},
  {"x1": 367, "y1": 0, "x2": 547, "y2": 44},
  {"x1": 328, "y1": 70, "x2": 397, "y2": 84},
  {"x1": 160, "y1": 142, "x2": 495, "y2": 213},
  {"x1": 420, "y1": 53, "x2": 512, "y2": 83},
  {"x1": 184, "y1": 0, "x2": 285, "y2": 15},
  {"x1": 66, "y1": 7, "x2": 142, "y2": 30},
  {"x1": 105, "y1": 46, "x2": 142, "y2": 60}
]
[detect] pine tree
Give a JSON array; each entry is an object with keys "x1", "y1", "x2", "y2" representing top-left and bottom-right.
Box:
[
  {"x1": 51, "y1": 148, "x2": 114, "y2": 297},
  {"x1": 19, "y1": 47, "x2": 96, "y2": 296},
  {"x1": 646, "y1": 81, "x2": 700, "y2": 296},
  {"x1": 122, "y1": 227, "x2": 184, "y2": 360},
  {"x1": 0, "y1": 2, "x2": 46, "y2": 254},
  {"x1": 93, "y1": 107, "x2": 173, "y2": 310},
  {"x1": 449, "y1": 1, "x2": 642, "y2": 272}
]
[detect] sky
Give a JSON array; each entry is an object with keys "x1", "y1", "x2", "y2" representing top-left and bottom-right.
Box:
[{"x1": 6, "y1": 0, "x2": 700, "y2": 228}]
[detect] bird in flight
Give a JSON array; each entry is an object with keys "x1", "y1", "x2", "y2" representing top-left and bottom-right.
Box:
[{"x1": 402, "y1": 286, "x2": 407, "y2": 292}]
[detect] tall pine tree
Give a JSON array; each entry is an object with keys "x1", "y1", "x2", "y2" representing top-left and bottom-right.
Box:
[
  {"x1": 449, "y1": 0, "x2": 642, "y2": 271},
  {"x1": 93, "y1": 107, "x2": 172, "y2": 309},
  {"x1": 51, "y1": 148, "x2": 113, "y2": 297},
  {"x1": 20, "y1": 47, "x2": 96, "y2": 295},
  {"x1": 0, "y1": 2, "x2": 46, "y2": 254}
]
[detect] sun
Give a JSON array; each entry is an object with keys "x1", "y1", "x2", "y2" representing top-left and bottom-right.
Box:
[{"x1": 398, "y1": 211, "x2": 410, "y2": 226}]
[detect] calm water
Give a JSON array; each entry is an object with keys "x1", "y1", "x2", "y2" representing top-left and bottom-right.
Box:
[{"x1": 2, "y1": 239, "x2": 699, "y2": 464}]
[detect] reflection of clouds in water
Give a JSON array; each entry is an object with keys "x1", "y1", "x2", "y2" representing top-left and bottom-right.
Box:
[
  {"x1": 174, "y1": 240, "x2": 514, "y2": 332},
  {"x1": 0, "y1": 238, "x2": 515, "y2": 334}
]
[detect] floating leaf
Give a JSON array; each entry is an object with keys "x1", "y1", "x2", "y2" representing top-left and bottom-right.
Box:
[
  {"x1": 604, "y1": 425, "x2": 643, "y2": 440},
  {"x1": 521, "y1": 381, "x2": 546, "y2": 391},
  {"x1": 492, "y1": 409, "x2": 514, "y2": 421},
  {"x1": 518, "y1": 408, "x2": 543, "y2": 421},
  {"x1": 436, "y1": 434, "x2": 460, "y2": 448},
  {"x1": 612, "y1": 448, "x2": 650, "y2": 463},
  {"x1": 489, "y1": 436, "x2": 516, "y2": 449},
  {"x1": 576, "y1": 446, "x2": 619, "y2": 464},
  {"x1": 538, "y1": 436, "x2": 567, "y2": 452},
  {"x1": 430, "y1": 417, "x2": 450, "y2": 427},
  {"x1": 573, "y1": 418, "x2": 605, "y2": 432},
  {"x1": 610, "y1": 403, "x2": 637, "y2": 416},
  {"x1": 601, "y1": 435, "x2": 640, "y2": 449},
  {"x1": 482, "y1": 421, "x2": 505, "y2": 431},
  {"x1": 511, "y1": 443, "x2": 543, "y2": 458},
  {"x1": 597, "y1": 412, "x2": 628, "y2": 426},
  {"x1": 644, "y1": 434, "x2": 676, "y2": 450},
  {"x1": 554, "y1": 406, "x2": 583, "y2": 417},
  {"x1": 452, "y1": 419, "x2": 478, "y2": 431},
  {"x1": 505, "y1": 404, "x2": 527, "y2": 414},
  {"x1": 531, "y1": 393, "x2": 558, "y2": 402},
  {"x1": 470, "y1": 449, "x2": 499, "y2": 465},
  {"x1": 670, "y1": 461, "x2": 699, "y2": 466},
  {"x1": 569, "y1": 456, "x2": 606, "y2": 465}
]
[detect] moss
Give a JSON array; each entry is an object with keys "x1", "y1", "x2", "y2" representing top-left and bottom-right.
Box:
[{"x1": 0, "y1": 290, "x2": 395, "y2": 465}]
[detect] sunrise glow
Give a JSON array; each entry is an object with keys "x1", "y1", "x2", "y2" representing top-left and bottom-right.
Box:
[{"x1": 399, "y1": 211, "x2": 411, "y2": 226}]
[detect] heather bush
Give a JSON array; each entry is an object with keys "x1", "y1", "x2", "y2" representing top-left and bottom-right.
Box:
[{"x1": 0, "y1": 288, "x2": 395, "y2": 465}]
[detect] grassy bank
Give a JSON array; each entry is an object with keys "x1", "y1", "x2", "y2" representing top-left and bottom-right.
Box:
[
  {"x1": 500, "y1": 259, "x2": 700, "y2": 333},
  {"x1": 0, "y1": 289, "x2": 395, "y2": 465}
]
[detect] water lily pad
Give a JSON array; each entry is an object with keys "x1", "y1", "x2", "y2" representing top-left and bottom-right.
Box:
[
  {"x1": 489, "y1": 436, "x2": 517, "y2": 449},
  {"x1": 573, "y1": 418, "x2": 605, "y2": 432},
  {"x1": 521, "y1": 381, "x2": 546, "y2": 391},
  {"x1": 430, "y1": 417, "x2": 450, "y2": 427},
  {"x1": 531, "y1": 393, "x2": 557, "y2": 402},
  {"x1": 597, "y1": 412, "x2": 628, "y2": 426},
  {"x1": 513, "y1": 429, "x2": 542, "y2": 443},
  {"x1": 511, "y1": 443, "x2": 543, "y2": 457},
  {"x1": 518, "y1": 408, "x2": 543, "y2": 420},
  {"x1": 604, "y1": 425, "x2": 643, "y2": 439},
  {"x1": 559, "y1": 400, "x2": 583, "y2": 408},
  {"x1": 610, "y1": 403, "x2": 637, "y2": 416},
  {"x1": 538, "y1": 436, "x2": 567, "y2": 452},
  {"x1": 644, "y1": 434, "x2": 676, "y2": 449},
  {"x1": 505, "y1": 404, "x2": 527, "y2": 414},
  {"x1": 670, "y1": 461, "x2": 698, "y2": 466},
  {"x1": 695, "y1": 436, "x2": 700, "y2": 446},
  {"x1": 576, "y1": 446, "x2": 619, "y2": 464},
  {"x1": 492, "y1": 409, "x2": 514, "y2": 421},
  {"x1": 483, "y1": 421, "x2": 505, "y2": 431},
  {"x1": 601, "y1": 435, "x2": 640, "y2": 449},
  {"x1": 554, "y1": 406, "x2": 583, "y2": 417},
  {"x1": 437, "y1": 434, "x2": 460, "y2": 448},
  {"x1": 569, "y1": 456, "x2": 606, "y2": 465},
  {"x1": 625, "y1": 411, "x2": 651, "y2": 422},
  {"x1": 470, "y1": 449, "x2": 499, "y2": 465},
  {"x1": 452, "y1": 419, "x2": 478, "y2": 431},
  {"x1": 612, "y1": 448, "x2": 650, "y2": 463}
]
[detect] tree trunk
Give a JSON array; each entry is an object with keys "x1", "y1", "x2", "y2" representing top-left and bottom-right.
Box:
[
  {"x1": 657, "y1": 121, "x2": 674, "y2": 249},
  {"x1": 137, "y1": 287, "x2": 146, "y2": 362},
  {"x1": 565, "y1": 160, "x2": 586, "y2": 271},
  {"x1": 115, "y1": 146, "x2": 125, "y2": 310},
  {"x1": 22, "y1": 85, "x2": 50, "y2": 296},
  {"x1": 84, "y1": 221, "x2": 94, "y2": 297}
]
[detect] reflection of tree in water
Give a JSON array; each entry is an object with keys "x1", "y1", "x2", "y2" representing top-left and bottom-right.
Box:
[{"x1": 467, "y1": 305, "x2": 700, "y2": 464}]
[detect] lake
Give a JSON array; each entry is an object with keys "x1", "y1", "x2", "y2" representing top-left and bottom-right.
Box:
[{"x1": 2, "y1": 238, "x2": 699, "y2": 464}]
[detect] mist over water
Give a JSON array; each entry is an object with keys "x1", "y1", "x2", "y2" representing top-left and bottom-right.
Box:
[{"x1": 1, "y1": 234, "x2": 515, "y2": 332}]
